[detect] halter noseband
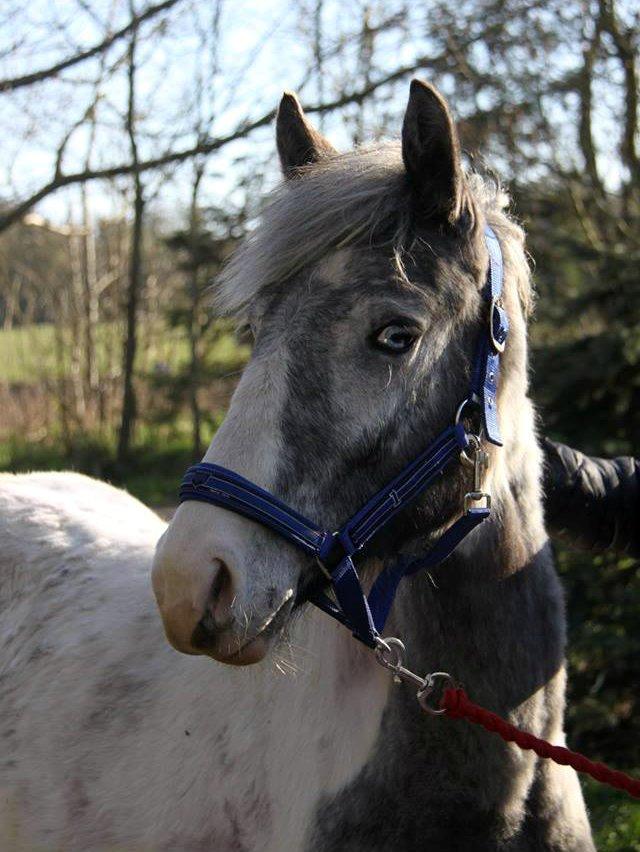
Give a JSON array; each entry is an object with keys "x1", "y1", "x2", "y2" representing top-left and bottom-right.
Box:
[{"x1": 179, "y1": 226, "x2": 508, "y2": 649}]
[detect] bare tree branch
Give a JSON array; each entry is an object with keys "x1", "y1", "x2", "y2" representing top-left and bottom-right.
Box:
[
  {"x1": 600, "y1": 0, "x2": 639, "y2": 192},
  {"x1": 0, "y1": 55, "x2": 435, "y2": 233},
  {"x1": 0, "y1": 0, "x2": 183, "y2": 93}
]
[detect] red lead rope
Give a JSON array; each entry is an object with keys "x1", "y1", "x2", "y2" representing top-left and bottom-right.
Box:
[{"x1": 441, "y1": 687, "x2": 640, "y2": 800}]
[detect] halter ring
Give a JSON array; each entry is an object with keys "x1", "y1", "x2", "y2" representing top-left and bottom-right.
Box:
[
  {"x1": 417, "y1": 672, "x2": 455, "y2": 715},
  {"x1": 454, "y1": 396, "x2": 479, "y2": 427},
  {"x1": 374, "y1": 636, "x2": 406, "y2": 670}
]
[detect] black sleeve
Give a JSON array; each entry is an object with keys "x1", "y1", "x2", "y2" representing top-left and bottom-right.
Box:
[{"x1": 541, "y1": 437, "x2": 640, "y2": 558}]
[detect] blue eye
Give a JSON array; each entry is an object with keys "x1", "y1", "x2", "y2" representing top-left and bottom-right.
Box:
[{"x1": 374, "y1": 324, "x2": 420, "y2": 354}]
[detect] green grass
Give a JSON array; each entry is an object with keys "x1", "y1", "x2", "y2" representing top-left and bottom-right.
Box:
[
  {"x1": 0, "y1": 319, "x2": 248, "y2": 503},
  {"x1": 0, "y1": 321, "x2": 178, "y2": 383},
  {"x1": 0, "y1": 390, "x2": 231, "y2": 507},
  {"x1": 585, "y1": 777, "x2": 640, "y2": 851},
  {"x1": 0, "y1": 320, "x2": 245, "y2": 383},
  {"x1": 0, "y1": 429, "x2": 213, "y2": 506},
  {"x1": 0, "y1": 323, "x2": 64, "y2": 382}
]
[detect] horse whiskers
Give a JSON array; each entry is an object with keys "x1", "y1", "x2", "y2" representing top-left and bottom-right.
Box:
[
  {"x1": 241, "y1": 606, "x2": 253, "y2": 643},
  {"x1": 281, "y1": 639, "x2": 316, "y2": 658},
  {"x1": 228, "y1": 601, "x2": 252, "y2": 648},
  {"x1": 265, "y1": 628, "x2": 305, "y2": 677},
  {"x1": 273, "y1": 656, "x2": 300, "y2": 677},
  {"x1": 272, "y1": 650, "x2": 302, "y2": 678}
]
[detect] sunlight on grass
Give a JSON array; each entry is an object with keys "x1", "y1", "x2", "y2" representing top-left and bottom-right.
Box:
[
  {"x1": 0, "y1": 320, "x2": 245, "y2": 384},
  {"x1": 0, "y1": 323, "x2": 62, "y2": 382}
]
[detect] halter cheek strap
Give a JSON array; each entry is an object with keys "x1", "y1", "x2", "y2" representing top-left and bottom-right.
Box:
[
  {"x1": 472, "y1": 226, "x2": 508, "y2": 444},
  {"x1": 179, "y1": 226, "x2": 508, "y2": 649}
]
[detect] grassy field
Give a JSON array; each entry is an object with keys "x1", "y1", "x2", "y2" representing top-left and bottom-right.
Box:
[
  {"x1": 0, "y1": 321, "x2": 246, "y2": 503},
  {"x1": 0, "y1": 321, "x2": 125, "y2": 382},
  {"x1": 0, "y1": 320, "x2": 245, "y2": 384}
]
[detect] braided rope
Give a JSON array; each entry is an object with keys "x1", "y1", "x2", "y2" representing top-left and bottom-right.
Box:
[{"x1": 441, "y1": 687, "x2": 640, "y2": 800}]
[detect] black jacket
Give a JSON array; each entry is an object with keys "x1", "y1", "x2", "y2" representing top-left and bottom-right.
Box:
[{"x1": 542, "y1": 438, "x2": 639, "y2": 558}]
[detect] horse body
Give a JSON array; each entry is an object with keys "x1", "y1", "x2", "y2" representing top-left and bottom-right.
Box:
[
  {"x1": 0, "y1": 473, "x2": 391, "y2": 850},
  {"x1": 1, "y1": 80, "x2": 596, "y2": 850},
  {"x1": 0, "y1": 470, "x2": 592, "y2": 851}
]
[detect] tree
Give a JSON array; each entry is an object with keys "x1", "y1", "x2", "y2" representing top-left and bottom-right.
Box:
[
  {"x1": 117, "y1": 1, "x2": 146, "y2": 464},
  {"x1": 163, "y1": 203, "x2": 247, "y2": 458}
]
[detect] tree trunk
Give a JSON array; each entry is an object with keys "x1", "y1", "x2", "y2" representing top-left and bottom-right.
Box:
[
  {"x1": 353, "y1": 6, "x2": 374, "y2": 146},
  {"x1": 117, "y1": 183, "x2": 144, "y2": 464},
  {"x1": 187, "y1": 165, "x2": 204, "y2": 460},
  {"x1": 313, "y1": 0, "x2": 325, "y2": 131},
  {"x1": 600, "y1": 0, "x2": 639, "y2": 216},
  {"x1": 577, "y1": 18, "x2": 604, "y2": 200},
  {"x1": 80, "y1": 185, "x2": 99, "y2": 408},
  {"x1": 117, "y1": 4, "x2": 144, "y2": 465},
  {"x1": 67, "y1": 219, "x2": 87, "y2": 425}
]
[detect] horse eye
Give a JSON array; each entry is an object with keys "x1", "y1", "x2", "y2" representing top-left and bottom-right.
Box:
[
  {"x1": 236, "y1": 322, "x2": 255, "y2": 345},
  {"x1": 374, "y1": 324, "x2": 420, "y2": 354}
]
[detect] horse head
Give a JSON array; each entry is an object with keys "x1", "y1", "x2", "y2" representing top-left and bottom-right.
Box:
[{"x1": 152, "y1": 80, "x2": 532, "y2": 665}]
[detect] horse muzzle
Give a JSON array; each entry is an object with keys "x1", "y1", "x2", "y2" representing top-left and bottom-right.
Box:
[{"x1": 151, "y1": 502, "x2": 296, "y2": 665}]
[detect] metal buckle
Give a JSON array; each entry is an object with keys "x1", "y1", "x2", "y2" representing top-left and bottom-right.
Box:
[
  {"x1": 461, "y1": 437, "x2": 491, "y2": 514},
  {"x1": 375, "y1": 637, "x2": 426, "y2": 690},
  {"x1": 374, "y1": 637, "x2": 452, "y2": 715},
  {"x1": 464, "y1": 491, "x2": 492, "y2": 512},
  {"x1": 489, "y1": 297, "x2": 506, "y2": 354}
]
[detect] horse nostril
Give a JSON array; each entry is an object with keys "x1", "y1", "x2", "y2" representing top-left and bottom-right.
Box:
[{"x1": 197, "y1": 559, "x2": 236, "y2": 639}]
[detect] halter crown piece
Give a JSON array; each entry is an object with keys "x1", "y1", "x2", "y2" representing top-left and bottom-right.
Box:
[{"x1": 179, "y1": 226, "x2": 509, "y2": 649}]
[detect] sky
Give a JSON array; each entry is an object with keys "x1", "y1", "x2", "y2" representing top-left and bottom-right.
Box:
[
  {"x1": 1, "y1": 1, "x2": 301, "y2": 222},
  {"x1": 0, "y1": 0, "x2": 633, "y2": 230},
  {"x1": 1, "y1": 0, "x2": 413, "y2": 228}
]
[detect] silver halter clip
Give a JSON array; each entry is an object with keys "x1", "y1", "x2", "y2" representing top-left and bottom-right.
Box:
[
  {"x1": 460, "y1": 433, "x2": 491, "y2": 513},
  {"x1": 374, "y1": 636, "x2": 454, "y2": 715}
]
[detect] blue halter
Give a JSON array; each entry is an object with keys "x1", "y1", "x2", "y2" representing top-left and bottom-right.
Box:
[{"x1": 179, "y1": 226, "x2": 508, "y2": 649}]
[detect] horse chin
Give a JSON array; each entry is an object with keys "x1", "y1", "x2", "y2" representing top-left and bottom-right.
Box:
[
  {"x1": 189, "y1": 591, "x2": 294, "y2": 666},
  {"x1": 204, "y1": 634, "x2": 270, "y2": 666}
]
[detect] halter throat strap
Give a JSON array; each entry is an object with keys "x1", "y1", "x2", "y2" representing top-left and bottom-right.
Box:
[{"x1": 178, "y1": 226, "x2": 508, "y2": 648}]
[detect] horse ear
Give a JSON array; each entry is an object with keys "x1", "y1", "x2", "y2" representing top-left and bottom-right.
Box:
[
  {"x1": 401, "y1": 79, "x2": 466, "y2": 225},
  {"x1": 276, "y1": 92, "x2": 337, "y2": 178}
]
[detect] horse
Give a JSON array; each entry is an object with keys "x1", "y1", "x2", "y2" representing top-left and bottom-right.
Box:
[{"x1": 0, "y1": 80, "x2": 594, "y2": 850}]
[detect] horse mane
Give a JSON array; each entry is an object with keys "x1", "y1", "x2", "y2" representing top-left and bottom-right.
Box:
[{"x1": 214, "y1": 142, "x2": 532, "y2": 318}]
